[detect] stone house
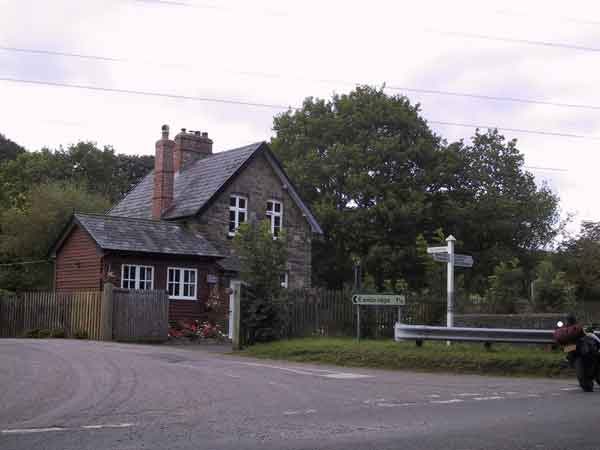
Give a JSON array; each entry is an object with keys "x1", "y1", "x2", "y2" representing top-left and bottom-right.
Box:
[{"x1": 50, "y1": 125, "x2": 322, "y2": 331}]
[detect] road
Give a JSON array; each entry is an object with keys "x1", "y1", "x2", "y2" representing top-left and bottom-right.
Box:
[{"x1": 1, "y1": 339, "x2": 599, "y2": 450}]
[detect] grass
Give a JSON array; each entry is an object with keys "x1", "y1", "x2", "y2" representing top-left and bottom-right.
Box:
[{"x1": 238, "y1": 337, "x2": 573, "y2": 378}]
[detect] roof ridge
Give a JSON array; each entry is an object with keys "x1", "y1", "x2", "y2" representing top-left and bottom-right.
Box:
[{"x1": 76, "y1": 212, "x2": 174, "y2": 225}]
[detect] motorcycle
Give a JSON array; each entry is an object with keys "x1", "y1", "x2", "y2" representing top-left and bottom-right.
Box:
[{"x1": 554, "y1": 320, "x2": 600, "y2": 392}]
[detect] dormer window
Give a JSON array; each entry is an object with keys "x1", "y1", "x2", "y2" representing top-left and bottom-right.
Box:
[
  {"x1": 266, "y1": 200, "x2": 283, "y2": 237},
  {"x1": 229, "y1": 195, "x2": 247, "y2": 236}
]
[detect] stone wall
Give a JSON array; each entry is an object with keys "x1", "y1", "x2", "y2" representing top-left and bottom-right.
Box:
[{"x1": 189, "y1": 152, "x2": 312, "y2": 289}]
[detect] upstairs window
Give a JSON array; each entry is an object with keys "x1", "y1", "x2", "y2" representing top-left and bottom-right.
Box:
[
  {"x1": 266, "y1": 200, "x2": 283, "y2": 237},
  {"x1": 121, "y1": 265, "x2": 154, "y2": 290},
  {"x1": 167, "y1": 267, "x2": 197, "y2": 300},
  {"x1": 229, "y1": 195, "x2": 247, "y2": 236}
]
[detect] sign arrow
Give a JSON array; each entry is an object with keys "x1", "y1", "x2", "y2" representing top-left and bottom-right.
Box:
[{"x1": 427, "y1": 246, "x2": 448, "y2": 254}]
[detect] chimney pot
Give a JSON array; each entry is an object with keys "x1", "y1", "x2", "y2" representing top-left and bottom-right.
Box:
[
  {"x1": 161, "y1": 124, "x2": 169, "y2": 139},
  {"x1": 202, "y1": 132, "x2": 208, "y2": 138},
  {"x1": 181, "y1": 128, "x2": 186, "y2": 133},
  {"x1": 195, "y1": 131, "x2": 201, "y2": 135},
  {"x1": 174, "y1": 127, "x2": 213, "y2": 171}
]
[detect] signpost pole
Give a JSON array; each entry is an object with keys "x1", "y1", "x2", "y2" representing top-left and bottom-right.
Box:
[
  {"x1": 446, "y1": 235, "x2": 456, "y2": 335},
  {"x1": 356, "y1": 305, "x2": 360, "y2": 343}
]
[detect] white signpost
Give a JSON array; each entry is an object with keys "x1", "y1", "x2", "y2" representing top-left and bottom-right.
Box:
[{"x1": 427, "y1": 235, "x2": 474, "y2": 335}]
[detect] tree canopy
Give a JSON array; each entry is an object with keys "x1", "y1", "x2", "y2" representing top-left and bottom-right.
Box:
[{"x1": 271, "y1": 86, "x2": 561, "y2": 293}]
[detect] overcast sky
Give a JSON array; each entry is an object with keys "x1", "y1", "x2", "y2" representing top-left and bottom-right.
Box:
[{"x1": 1, "y1": 0, "x2": 599, "y2": 236}]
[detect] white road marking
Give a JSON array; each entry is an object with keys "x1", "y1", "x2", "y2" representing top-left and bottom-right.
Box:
[
  {"x1": 2, "y1": 423, "x2": 135, "y2": 435},
  {"x1": 235, "y1": 361, "x2": 372, "y2": 379},
  {"x1": 428, "y1": 394, "x2": 441, "y2": 398},
  {"x1": 283, "y1": 409, "x2": 316, "y2": 416},
  {"x1": 377, "y1": 402, "x2": 417, "y2": 407},
  {"x1": 457, "y1": 393, "x2": 482, "y2": 397},
  {"x1": 473, "y1": 396, "x2": 504, "y2": 401},
  {"x1": 322, "y1": 373, "x2": 372, "y2": 379},
  {"x1": 430, "y1": 399, "x2": 464, "y2": 404},
  {"x1": 2, "y1": 427, "x2": 66, "y2": 434},
  {"x1": 224, "y1": 372, "x2": 241, "y2": 379},
  {"x1": 501, "y1": 391, "x2": 519, "y2": 395},
  {"x1": 81, "y1": 423, "x2": 134, "y2": 430},
  {"x1": 526, "y1": 394, "x2": 541, "y2": 398},
  {"x1": 560, "y1": 387, "x2": 580, "y2": 391}
]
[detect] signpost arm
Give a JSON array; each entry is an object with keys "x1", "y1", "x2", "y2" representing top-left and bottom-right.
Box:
[{"x1": 446, "y1": 235, "x2": 456, "y2": 330}]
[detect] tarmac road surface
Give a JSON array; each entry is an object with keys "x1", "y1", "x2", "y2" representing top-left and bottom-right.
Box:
[{"x1": 1, "y1": 339, "x2": 599, "y2": 450}]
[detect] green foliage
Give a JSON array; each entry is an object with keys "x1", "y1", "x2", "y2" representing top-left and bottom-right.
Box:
[
  {"x1": 531, "y1": 260, "x2": 576, "y2": 312},
  {"x1": 271, "y1": 87, "x2": 560, "y2": 292},
  {"x1": 557, "y1": 222, "x2": 600, "y2": 303},
  {"x1": 0, "y1": 181, "x2": 110, "y2": 290},
  {"x1": 0, "y1": 133, "x2": 26, "y2": 164},
  {"x1": 74, "y1": 329, "x2": 89, "y2": 339},
  {"x1": 233, "y1": 221, "x2": 288, "y2": 343},
  {"x1": 50, "y1": 328, "x2": 65, "y2": 338},
  {"x1": 240, "y1": 338, "x2": 568, "y2": 378},
  {"x1": 37, "y1": 329, "x2": 53, "y2": 338},
  {"x1": 23, "y1": 329, "x2": 41, "y2": 338},
  {"x1": 484, "y1": 259, "x2": 525, "y2": 313}
]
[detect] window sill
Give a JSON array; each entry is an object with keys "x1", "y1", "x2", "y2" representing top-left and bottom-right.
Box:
[{"x1": 169, "y1": 297, "x2": 198, "y2": 301}]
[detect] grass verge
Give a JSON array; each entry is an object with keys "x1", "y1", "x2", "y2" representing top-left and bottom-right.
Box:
[{"x1": 238, "y1": 337, "x2": 572, "y2": 378}]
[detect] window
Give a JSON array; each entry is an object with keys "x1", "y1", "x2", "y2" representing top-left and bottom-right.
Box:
[
  {"x1": 229, "y1": 195, "x2": 247, "y2": 236},
  {"x1": 167, "y1": 267, "x2": 198, "y2": 300},
  {"x1": 121, "y1": 265, "x2": 154, "y2": 290},
  {"x1": 280, "y1": 272, "x2": 288, "y2": 289},
  {"x1": 266, "y1": 200, "x2": 283, "y2": 237}
]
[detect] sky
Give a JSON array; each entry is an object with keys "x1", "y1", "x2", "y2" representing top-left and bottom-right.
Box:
[{"x1": 1, "y1": 0, "x2": 599, "y2": 236}]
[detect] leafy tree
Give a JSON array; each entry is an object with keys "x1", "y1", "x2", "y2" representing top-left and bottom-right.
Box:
[
  {"x1": 531, "y1": 260, "x2": 576, "y2": 312},
  {"x1": 0, "y1": 133, "x2": 26, "y2": 164},
  {"x1": 233, "y1": 221, "x2": 288, "y2": 343},
  {"x1": 558, "y1": 221, "x2": 600, "y2": 303},
  {"x1": 271, "y1": 86, "x2": 440, "y2": 289},
  {"x1": 0, "y1": 182, "x2": 110, "y2": 291},
  {"x1": 484, "y1": 258, "x2": 525, "y2": 313}
]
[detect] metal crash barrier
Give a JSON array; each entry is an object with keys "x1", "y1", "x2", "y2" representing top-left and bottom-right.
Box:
[{"x1": 394, "y1": 322, "x2": 555, "y2": 345}]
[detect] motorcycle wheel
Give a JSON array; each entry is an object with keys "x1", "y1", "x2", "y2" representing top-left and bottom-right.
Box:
[{"x1": 575, "y1": 357, "x2": 594, "y2": 392}]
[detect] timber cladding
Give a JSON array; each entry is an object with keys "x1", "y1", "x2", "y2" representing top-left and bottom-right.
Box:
[{"x1": 55, "y1": 226, "x2": 103, "y2": 291}]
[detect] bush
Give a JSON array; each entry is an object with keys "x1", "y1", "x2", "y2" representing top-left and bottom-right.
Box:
[
  {"x1": 73, "y1": 329, "x2": 89, "y2": 339},
  {"x1": 50, "y1": 328, "x2": 65, "y2": 338},
  {"x1": 23, "y1": 328, "x2": 40, "y2": 338},
  {"x1": 37, "y1": 329, "x2": 52, "y2": 338}
]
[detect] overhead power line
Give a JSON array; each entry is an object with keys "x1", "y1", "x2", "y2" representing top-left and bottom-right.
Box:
[
  {"x1": 429, "y1": 29, "x2": 600, "y2": 53},
  {"x1": 2, "y1": 46, "x2": 599, "y2": 112},
  {"x1": 1, "y1": 76, "x2": 599, "y2": 143}
]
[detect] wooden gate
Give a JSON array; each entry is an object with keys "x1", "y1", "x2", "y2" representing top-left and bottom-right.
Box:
[{"x1": 112, "y1": 288, "x2": 169, "y2": 342}]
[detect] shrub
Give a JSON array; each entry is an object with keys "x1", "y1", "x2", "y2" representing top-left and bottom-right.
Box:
[
  {"x1": 50, "y1": 328, "x2": 65, "y2": 338},
  {"x1": 38, "y1": 329, "x2": 52, "y2": 338},
  {"x1": 73, "y1": 329, "x2": 89, "y2": 339},
  {"x1": 23, "y1": 328, "x2": 40, "y2": 338}
]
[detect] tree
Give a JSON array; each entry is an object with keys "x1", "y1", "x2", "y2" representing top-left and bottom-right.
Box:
[
  {"x1": 531, "y1": 260, "x2": 576, "y2": 312},
  {"x1": 558, "y1": 222, "x2": 600, "y2": 303},
  {"x1": 271, "y1": 86, "x2": 441, "y2": 289},
  {"x1": 0, "y1": 182, "x2": 110, "y2": 291},
  {"x1": 0, "y1": 133, "x2": 26, "y2": 164},
  {"x1": 233, "y1": 221, "x2": 288, "y2": 343},
  {"x1": 484, "y1": 259, "x2": 525, "y2": 313}
]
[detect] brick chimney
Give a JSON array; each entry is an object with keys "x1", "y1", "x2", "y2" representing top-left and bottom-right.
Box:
[
  {"x1": 152, "y1": 125, "x2": 175, "y2": 220},
  {"x1": 173, "y1": 129, "x2": 213, "y2": 171}
]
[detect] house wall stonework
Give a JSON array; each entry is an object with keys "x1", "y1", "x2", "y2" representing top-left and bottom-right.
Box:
[{"x1": 188, "y1": 153, "x2": 312, "y2": 289}]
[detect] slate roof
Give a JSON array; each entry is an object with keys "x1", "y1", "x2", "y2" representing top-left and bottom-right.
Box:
[
  {"x1": 66, "y1": 213, "x2": 223, "y2": 258},
  {"x1": 109, "y1": 142, "x2": 262, "y2": 220}
]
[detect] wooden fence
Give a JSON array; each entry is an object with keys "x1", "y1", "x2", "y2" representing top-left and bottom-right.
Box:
[
  {"x1": 0, "y1": 285, "x2": 169, "y2": 341},
  {"x1": 281, "y1": 289, "x2": 446, "y2": 339},
  {"x1": 0, "y1": 291, "x2": 104, "y2": 339},
  {"x1": 113, "y1": 288, "x2": 169, "y2": 342}
]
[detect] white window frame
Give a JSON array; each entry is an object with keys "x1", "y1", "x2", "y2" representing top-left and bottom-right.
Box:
[
  {"x1": 121, "y1": 264, "x2": 154, "y2": 290},
  {"x1": 167, "y1": 267, "x2": 198, "y2": 300},
  {"x1": 266, "y1": 199, "x2": 283, "y2": 237},
  {"x1": 229, "y1": 195, "x2": 248, "y2": 237}
]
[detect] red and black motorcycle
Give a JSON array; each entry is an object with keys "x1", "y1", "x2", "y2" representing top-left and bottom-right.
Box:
[{"x1": 554, "y1": 316, "x2": 600, "y2": 392}]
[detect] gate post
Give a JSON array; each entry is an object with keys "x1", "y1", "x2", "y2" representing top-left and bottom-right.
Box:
[
  {"x1": 232, "y1": 282, "x2": 241, "y2": 351},
  {"x1": 101, "y1": 283, "x2": 114, "y2": 341}
]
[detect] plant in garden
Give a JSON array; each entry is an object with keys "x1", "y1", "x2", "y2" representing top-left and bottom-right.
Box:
[
  {"x1": 484, "y1": 258, "x2": 525, "y2": 313},
  {"x1": 233, "y1": 220, "x2": 288, "y2": 344},
  {"x1": 531, "y1": 260, "x2": 576, "y2": 312}
]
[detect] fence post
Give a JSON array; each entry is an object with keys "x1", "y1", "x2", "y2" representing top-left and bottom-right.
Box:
[
  {"x1": 232, "y1": 281, "x2": 241, "y2": 351},
  {"x1": 101, "y1": 283, "x2": 114, "y2": 341}
]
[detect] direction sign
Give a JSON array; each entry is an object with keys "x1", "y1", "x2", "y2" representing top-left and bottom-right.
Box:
[
  {"x1": 427, "y1": 246, "x2": 448, "y2": 254},
  {"x1": 431, "y1": 252, "x2": 474, "y2": 268},
  {"x1": 352, "y1": 294, "x2": 406, "y2": 306}
]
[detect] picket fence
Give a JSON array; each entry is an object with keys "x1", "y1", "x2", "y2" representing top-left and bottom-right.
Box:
[
  {"x1": 281, "y1": 289, "x2": 446, "y2": 339},
  {"x1": 0, "y1": 286, "x2": 169, "y2": 341}
]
